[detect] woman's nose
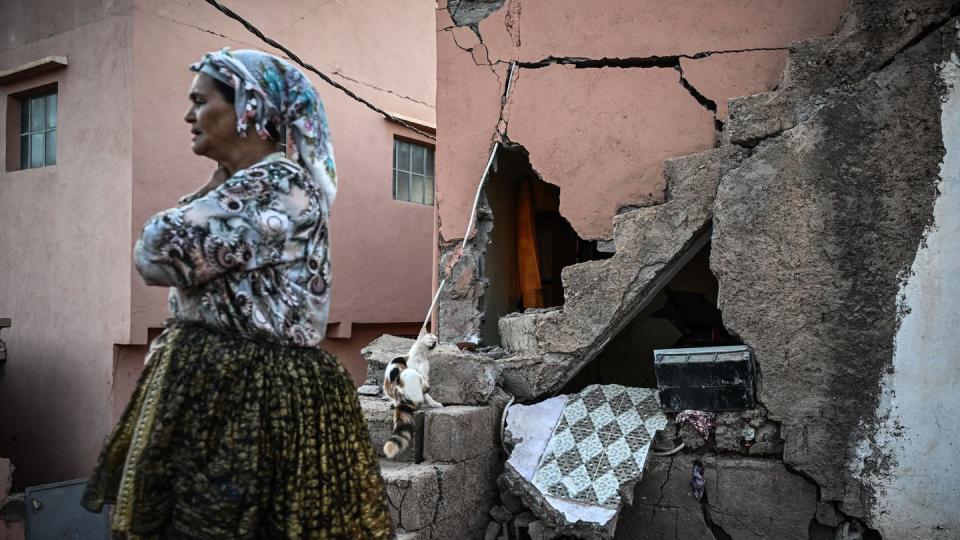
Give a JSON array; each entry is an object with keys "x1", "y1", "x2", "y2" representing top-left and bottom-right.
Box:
[{"x1": 184, "y1": 107, "x2": 195, "y2": 123}]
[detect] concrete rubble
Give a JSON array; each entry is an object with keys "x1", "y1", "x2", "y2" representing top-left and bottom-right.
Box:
[{"x1": 370, "y1": 0, "x2": 960, "y2": 537}]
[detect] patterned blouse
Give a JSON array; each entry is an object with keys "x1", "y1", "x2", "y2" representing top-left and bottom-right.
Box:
[{"x1": 135, "y1": 152, "x2": 331, "y2": 347}]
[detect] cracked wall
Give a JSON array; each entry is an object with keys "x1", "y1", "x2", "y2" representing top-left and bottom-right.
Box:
[{"x1": 436, "y1": 0, "x2": 847, "y2": 243}]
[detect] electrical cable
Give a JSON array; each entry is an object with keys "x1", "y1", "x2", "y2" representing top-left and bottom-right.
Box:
[{"x1": 204, "y1": 0, "x2": 436, "y2": 141}]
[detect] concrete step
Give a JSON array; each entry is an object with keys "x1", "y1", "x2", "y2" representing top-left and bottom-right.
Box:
[
  {"x1": 379, "y1": 452, "x2": 501, "y2": 539},
  {"x1": 360, "y1": 335, "x2": 501, "y2": 405},
  {"x1": 361, "y1": 395, "x2": 502, "y2": 464}
]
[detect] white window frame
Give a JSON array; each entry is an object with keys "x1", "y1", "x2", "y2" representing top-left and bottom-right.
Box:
[{"x1": 393, "y1": 138, "x2": 435, "y2": 205}]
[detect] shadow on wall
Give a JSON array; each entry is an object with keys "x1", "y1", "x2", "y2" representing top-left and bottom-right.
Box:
[
  {"x1": 481, "y1": 146, "x2": 610, "y2": 346},
  {"x1": 562, "y1": 241, "x2": 740, "y2": 393}
]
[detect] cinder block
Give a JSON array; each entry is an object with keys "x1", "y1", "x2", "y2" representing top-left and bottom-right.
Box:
[
  {"x1": 422, "y1": 405, "x2": 499, "y2": 462},
  {"x1": 361, "y1": 395, "x2": 425, "y2": 463},
  {"x1": 380, "y1": 460, "x2": 445, "y2": 532}
]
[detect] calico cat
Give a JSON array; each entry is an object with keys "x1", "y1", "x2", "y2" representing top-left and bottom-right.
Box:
[{"x1": 382, "y1": 332, "x2": 443, "y2": 459}]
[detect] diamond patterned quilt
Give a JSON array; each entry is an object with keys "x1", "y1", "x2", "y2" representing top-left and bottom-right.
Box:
[{"x1": 531, "y1": 384, "x2": 666, "y2": 507}]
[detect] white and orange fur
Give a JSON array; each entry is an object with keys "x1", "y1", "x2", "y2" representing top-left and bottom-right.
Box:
[{"x1": 382, "y1": 331, "x2": 443, "y2": 458}]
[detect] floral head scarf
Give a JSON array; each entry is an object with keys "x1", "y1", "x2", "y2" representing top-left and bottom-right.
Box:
[{"x1": 191, "y1": 48, "x2": 337, "y2": 210}]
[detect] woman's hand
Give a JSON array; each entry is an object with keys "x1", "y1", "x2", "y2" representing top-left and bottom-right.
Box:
[{"x1": 178, "y1": 166, "x2": 231, "y2": 206}]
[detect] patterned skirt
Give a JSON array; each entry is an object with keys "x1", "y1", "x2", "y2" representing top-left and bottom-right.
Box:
[{"x1": 81, "y1": 322, "x2": 393, "y2": 539}]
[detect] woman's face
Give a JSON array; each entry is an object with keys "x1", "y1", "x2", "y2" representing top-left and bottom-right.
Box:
[{"x1": 184, "y1": 73, "x2": 238, "y2": 161}]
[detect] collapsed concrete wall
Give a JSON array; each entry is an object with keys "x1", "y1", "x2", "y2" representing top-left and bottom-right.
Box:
[{"x1": 432, "y1": 0, "x2": 960, "y2": 537}]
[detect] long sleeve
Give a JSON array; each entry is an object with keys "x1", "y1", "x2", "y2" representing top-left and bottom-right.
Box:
[{"x1": 135, "y1": 157, "x2": 323, "y2": 289}]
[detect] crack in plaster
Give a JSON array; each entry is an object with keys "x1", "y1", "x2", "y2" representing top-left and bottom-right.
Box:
[{"x1": 330, "y1": 69, "x2": 434, "y2": 108}]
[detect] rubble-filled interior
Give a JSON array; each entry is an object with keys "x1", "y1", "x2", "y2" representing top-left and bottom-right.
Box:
[
  {"x1": 562, "y1": 241, "x2": 739, "y2": 393},
  {"x1": 481, "y1": 146, "x2": 609, "y2": 346}
]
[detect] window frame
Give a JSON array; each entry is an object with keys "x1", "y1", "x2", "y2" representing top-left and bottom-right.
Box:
[
  {"x1": 392, "y1": 136, "x2": 435, "y2": 206},
  {"x1": 5, "y1": 81, "x2": 58, "y2": 172}
]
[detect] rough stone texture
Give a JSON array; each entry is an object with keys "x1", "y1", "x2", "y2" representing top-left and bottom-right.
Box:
[
  {"x1": 0, "y1": 459, "x2": 10, "y2": 501},
  {"x1": 494, "y1": 146, "x2": 745, "y2": 400},
  {"x1": 505, "y1": 65, "x2": 716, "y2": 239},
  {"x1": 437, "y1": 199, "x2": 494, "y2": 344},
  {"x1": 422, "y1": 404, "x2": 500, "y2": 462},
  {"x1": 361, "y1": 334, "x2": 501, "y2": 405},
  {"x1": 680, "y1": 50, "x2": 789, "y2": 120},
  {"x1": 712, "y1": 7, "x2": 953, "y2": 514},
  {"x1": 361, "y1": 395, "x2": 425, "y2": 463},
  {"x1": 498, "y1": 310, "x2": 555, "y2": 353},
  {"x1": 382, "y1": 451, "x2": 501, "y2": 538},
  {"x1": 382, "y1": 460, "x2": 443, "y2": 532},
  {"x1": 727, "y1": 0, "x2": 960, "y2": 145},
  {"x1": 706, "y1": 456, "x2": 818, "y2": 540}
]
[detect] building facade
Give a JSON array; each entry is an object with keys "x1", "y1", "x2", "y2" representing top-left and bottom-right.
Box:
[{"x1": 0, "y1": 0, "x2": 436, "y2": 487}]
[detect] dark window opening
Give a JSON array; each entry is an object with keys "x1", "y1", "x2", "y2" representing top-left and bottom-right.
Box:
[
  {"x1": 561, "y1": 240, "x2": 740, "y2": 394},
  {"x1": 481, "y1": 147, "x2": 610, "y2": 345}
]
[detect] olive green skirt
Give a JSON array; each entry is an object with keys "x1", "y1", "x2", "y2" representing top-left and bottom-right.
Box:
[{"x1": 82, "y1": 322, "x2": 393, "y2": 539}]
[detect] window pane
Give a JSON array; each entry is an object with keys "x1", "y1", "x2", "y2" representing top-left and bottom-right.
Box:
[
  {"x1": 30, "y1": 97, "x2": 44, "y2": 132},
  {"x1": 395, "y1": 170, "x2": 410, "y2": 201},
  {"x1": 411, "y1": 145, "x2": 425, "y2": 174},
  {"x1": 425, "y1": 176, "x2": 435, "y2": 205},
  {"x1": 397, "y1": 141, "x2": 411, "y2": 172},
  {"x1": 45, "y1": 130, "x2": 57, "y2": 165},
  {"x1": 20, "y1": 99, "x2": 29, "y2": 135},
  {"x1": 46, "y1": 94, "x2": 57, "y2": 128},
  {"x1": 426, "y1": 148, "x2": 435, "y2": 176},
  {"x1": 20, "y1": 135, "x2": 29, "y2": 169},
  {"x1": 410, "y1": 174, "x2": 424, "y2": 205},
  {"x1": 30, "y1": 133, "x2": 44, "y2": 168}
]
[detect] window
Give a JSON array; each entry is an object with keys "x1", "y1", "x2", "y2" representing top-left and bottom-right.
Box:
[
  {"x1": 393, "y1": 138, "x2": 434, "y2": 205},
  {"x1": 19, "y1": 91, "x2": 57, "y2": 169}
]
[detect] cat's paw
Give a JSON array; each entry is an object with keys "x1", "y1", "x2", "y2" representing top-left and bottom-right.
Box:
[{"x1": 419, "y1": 333, "x2": 438, "y2": 350}]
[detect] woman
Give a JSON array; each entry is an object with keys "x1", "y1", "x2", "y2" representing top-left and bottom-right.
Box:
[{"x1": 81, "y1": 48, "x2": 394, "y2": 539}]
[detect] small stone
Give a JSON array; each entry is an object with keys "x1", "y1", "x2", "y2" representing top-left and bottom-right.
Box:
[
  {"x1": 356, "y1": 384, "x2": 380, "y2": 396},
  {"x1": 740, "y1": 425, "x2": 757, "y2": 441},
  {"x1": 527, "y1": 520, "x2": 548, "y2": 540},
  {"x1": 512, "y1": 511, "x2": 536, "y2": 537},
  {"x1": 489, "y1": 504, "x2": 513, "y2": 523},
  {"x1": 498, "y1": 488, "x2": 525, "y2": 513},
  {"x1": 678, "y1": 423, "x2": 707, "y2": 449},
  {"x1": 714, "y1": 424, "x2": 742, "y2": 452},
  {"x1": 484, "y1": 520, "x2": 501, "y2": 540}
]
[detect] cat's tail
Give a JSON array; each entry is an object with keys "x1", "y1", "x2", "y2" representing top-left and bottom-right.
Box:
[{"x1": 384, "y1": 397, "x2": 418, "y2": 458}]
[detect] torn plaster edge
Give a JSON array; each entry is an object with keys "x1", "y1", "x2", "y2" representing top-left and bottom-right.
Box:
[
  {"x1": 849, "y1": 43, "x2": 960, "y2": 537},
  {"x1": 502, "y1": 396, "x2": 619, "y2": 535}
]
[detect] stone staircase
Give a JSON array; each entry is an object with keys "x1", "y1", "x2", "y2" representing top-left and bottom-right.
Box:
[
  {"x1": 494, "y1": 145, "x2": 747, "y2": 402},
  {"x1": 358, "y1": 335, "x2": 507, "y2": 539}
]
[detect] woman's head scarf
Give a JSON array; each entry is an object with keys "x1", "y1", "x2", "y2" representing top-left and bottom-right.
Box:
[{"x1": 191, "y1": 48, "x2": 337, "y2": 209}]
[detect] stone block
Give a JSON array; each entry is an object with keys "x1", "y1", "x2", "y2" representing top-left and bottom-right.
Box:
[
  {"x1": 705, "y1": 456, "x2": 817, "y2": 540},
  {"x1": 380, "y1": 460, "x2": 444, "y2": 532},
  {"x1": 422, "y1": 405, "x2": 500, "y2": 462},
  {"x1": 498, "y1": 310, "x2": 557, "y2": 353},
  {"x1": 361, "y1": 395, "x2": 424, "y2": 463},
  {"x1": 361, "y1": 335, "x2": 501, "y2": 405},
  {"x1": 0, "y1": 459, "x2": 11, "y2": 501}
]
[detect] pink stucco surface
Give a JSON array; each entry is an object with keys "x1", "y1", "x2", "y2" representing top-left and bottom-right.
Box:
[
  {"x1": 0, "y1": 0, "x2": 436, "y2": 486},
  {"x1": 437, "y1": 0, "x2": 848, "y2": 241},
  {"x1": 0, "y1": 6, "x2": 133, "y2": 487},
  {"x1": 681, "y1": 50, "x2": 789, "y2": 119},
  {"x1": 478, "y1": 0, "x2": 848, "y2": 62},
  {"x1": 507, "y1": 65, "x2": 715, "y2": 239}
]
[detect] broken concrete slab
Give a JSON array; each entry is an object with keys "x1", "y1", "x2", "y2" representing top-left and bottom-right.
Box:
[
  {"x1": 498, "y1": 310, "x2": 557, "y2": 354},
  {"x1": 361, "y1": 334, "x2": 501, "y2": 405},
  {"x1": 501, "y1": 386, "x2": 667, "y2": 538},
  {"x1": 506, "y1": 64, "x2": 716, "y2": 240}
]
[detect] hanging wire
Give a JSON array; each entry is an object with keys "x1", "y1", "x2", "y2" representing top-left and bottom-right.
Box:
[
  {"x1": 419, "y1": 62, "x2": 518, "y2": 334},
  {"x1": 204, "y1": 0, "x2": 436, "y2": 141}
]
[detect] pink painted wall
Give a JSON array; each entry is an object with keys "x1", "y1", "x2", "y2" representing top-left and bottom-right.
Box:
[
  {"x1": 0, "y1": 2, "x2": 134, "y2": 487},
  {"x1": 0, "y1": 0, "x2": 436, "y2": 486},
  {"x1": 436, "y1": 0, "x2": 848, "y2": 241}
]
